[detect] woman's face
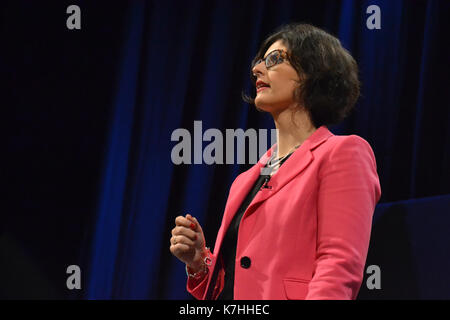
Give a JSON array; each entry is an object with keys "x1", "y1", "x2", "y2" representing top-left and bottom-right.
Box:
[{"x1": 252, "y1": 40, "x2": 301, "y2": 113}]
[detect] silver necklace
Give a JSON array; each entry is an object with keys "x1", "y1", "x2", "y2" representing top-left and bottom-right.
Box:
[{"x1": 267, "y1": 144, "x2": 301, "y2": 168}]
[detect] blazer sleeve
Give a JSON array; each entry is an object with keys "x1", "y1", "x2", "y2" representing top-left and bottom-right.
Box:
[
  {"x1": 306, "y1": 135, "x2": 381, "y2": 300},
  {"x1": 186, "y1": 172, "x2": 245, "y2": 300}
]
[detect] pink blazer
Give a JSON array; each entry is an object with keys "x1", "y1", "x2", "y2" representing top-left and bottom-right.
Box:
[{"x1": 187, "y1": 125, "x2": 381, "y2": 300}]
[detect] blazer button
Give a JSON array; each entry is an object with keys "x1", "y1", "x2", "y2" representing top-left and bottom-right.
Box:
[{"x1": 240, "y1": 256, "x2": 251, "y2": 269}]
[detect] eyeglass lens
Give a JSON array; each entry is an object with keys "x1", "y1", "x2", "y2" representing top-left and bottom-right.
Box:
[
  {"x1": 266, "y1": 51, "x2": 283, "y2": 68},
  {"x1": 253, "y1": 50, "x2": 284, "y2": 70}
]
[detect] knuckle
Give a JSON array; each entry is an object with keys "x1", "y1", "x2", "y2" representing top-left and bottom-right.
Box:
[
  {"x1": 187, "y1": 231, "x2": 195, "y2": 240},
  {"x1": 175, "y1": 216, "x2": 186, "y2": 225},
  {"x1": 174, "y1": 226, "x2": 183, "y2": 235},
  {"x1": 182, "y1": 236, "x2": 193, "y2": 246}
]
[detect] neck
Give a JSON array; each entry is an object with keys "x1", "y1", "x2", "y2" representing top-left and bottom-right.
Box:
[{"x1": 271, "y1": 105, "x2": 317, "y2": 159}]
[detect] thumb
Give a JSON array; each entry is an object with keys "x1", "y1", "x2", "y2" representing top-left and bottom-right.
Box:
[
  {"x1": 189, "y1": 216, "x2": 202, "y2": 233},
  {"x1": 193, "y1": 217, "x2": 203, "y2": 233},
  {"x1": 185, "y1": 214, "x2": 198, "y2": 230}
]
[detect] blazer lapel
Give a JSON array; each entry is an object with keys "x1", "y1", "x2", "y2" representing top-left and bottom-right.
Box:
[
  {"x1": 243, "y1": 125, "x2": 334, "y2": 218},
  {"x1": 213, "y1": 152, "x2": 272, "y2": 254},
  {"x1": 213, "y1": 125, "x2": 334, "y2": 255}
]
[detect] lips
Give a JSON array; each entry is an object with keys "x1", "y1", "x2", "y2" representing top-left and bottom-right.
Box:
[
  {"x1": 256, "y1": 80, "x2": 270, "y2": 93},
  {"x1": 257, "y1": 86, "x2": 269, "y2": 93}
]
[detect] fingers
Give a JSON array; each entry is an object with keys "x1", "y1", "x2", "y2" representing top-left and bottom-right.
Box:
[
  {"x1": 175, "y1": 214, "x2": 201, "y2": 232},
  {"x1": 175, "y1": 215, "x2": 196, "y2": 230},
  {"x1": 170, "y1": 214, "x2": 205, "y2": 264},
  {"x1": 170, "y1": 234, "x2": 195, "y2": 247},
  {"x1": 172, "y1": 214, "x2": 204, "y2": 250},
  {"x1": 171, "y1": 225, "x2": 197, "y2": 241},
  {"x1": 169, "y1": 242, "x2": 190, "y2": 255},
  {"x1": 185, "y1": 214, "x2": 196, "y2": 230},
  {"x1": 186, "y1": 214, "x2": 202, "y2": 233}
]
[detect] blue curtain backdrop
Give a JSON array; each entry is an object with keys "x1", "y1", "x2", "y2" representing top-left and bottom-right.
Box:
[{"x1": 83, "y1": 0, "x2": 450, "y2": 299}]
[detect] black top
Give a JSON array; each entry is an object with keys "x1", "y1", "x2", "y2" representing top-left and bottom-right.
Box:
[{"x1": 217, "y1": 152, "x2": 293, "y2": 300}]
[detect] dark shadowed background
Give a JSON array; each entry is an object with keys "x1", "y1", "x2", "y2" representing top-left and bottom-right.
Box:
[{"x1": 2, "y1": 0, "x2": 450, "y2": 299}]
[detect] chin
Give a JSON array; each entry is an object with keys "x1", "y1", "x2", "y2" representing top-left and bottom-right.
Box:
[
  {"x1": 255, "y1": 98, "x2": 281, "y2": 113},
  {"x1": 254, "y1": 96, "x2": 272, "y2": 110},
  {"x1": 254, "y1": 102, "x2": 271, "y2": 112},
  {"x1": 255, "y1": 94, "x2": 294, "y2": 113}
]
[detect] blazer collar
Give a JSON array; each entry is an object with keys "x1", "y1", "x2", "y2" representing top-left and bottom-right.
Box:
[
  {"x1": 226, "y1": 125, "x2": 334, "y2": 222},
  {"x1": 256, "y1": 124, "x2": 334, "y2": 180}
]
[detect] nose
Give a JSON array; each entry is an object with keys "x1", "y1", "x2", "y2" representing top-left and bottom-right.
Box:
[{"x1": 252, "y1": 60, "x2": 265, "y2": 77}]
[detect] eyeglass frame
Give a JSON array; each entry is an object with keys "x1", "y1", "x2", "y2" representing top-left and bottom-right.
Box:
[{"x1": 252, "y1": 49, "x2": 291, "y2": 71}]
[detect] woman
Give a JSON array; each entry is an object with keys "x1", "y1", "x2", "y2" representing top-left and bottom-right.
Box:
[{"x1": 169, "y1": 23, "x2": 381, "y2": 300}]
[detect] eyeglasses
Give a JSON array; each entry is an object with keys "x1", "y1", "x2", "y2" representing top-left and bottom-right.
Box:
[{"x1": 252, "y1": 49, "x2": 290, "y2": 70}]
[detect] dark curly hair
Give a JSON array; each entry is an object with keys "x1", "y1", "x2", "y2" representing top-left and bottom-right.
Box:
[{"x1": 243, "y1": 23, "x2": 360, "y2": 128}]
